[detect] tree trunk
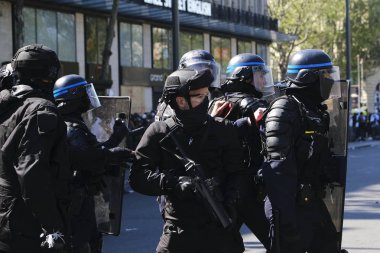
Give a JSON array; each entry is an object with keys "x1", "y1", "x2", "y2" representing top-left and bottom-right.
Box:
[
  {"x1": 13, "y1": 0, "x2": 24, "y2": 50},
  {"x1": 99, "y1": 0, "x2": 120, "y2": 82}
]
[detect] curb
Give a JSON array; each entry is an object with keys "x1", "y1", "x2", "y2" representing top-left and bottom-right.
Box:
[{"x1": 348, "y1": 142, "x2": 380, "y2": 150}]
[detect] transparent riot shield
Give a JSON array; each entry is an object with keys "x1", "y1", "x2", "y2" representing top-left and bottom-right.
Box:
[
  {"x1": 323, "y1": 80, "x2": 350, "y2": 249},
  {"x1": 82, "y1": 96, "x2": 131, "y2": 236}
]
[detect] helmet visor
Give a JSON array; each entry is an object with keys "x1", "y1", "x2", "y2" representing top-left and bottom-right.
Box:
[
  {"x1": 85, "y1": 83, "x2": 101, "y2": 109},
  {"x1": 253, "y1": 65, "x2": 274, "y2": 97},
  {"x1": 182, "y1": 60, "x2": 221, "y2": 89},
  {"x1": 319, "y1": 66, "x2": 341, "y2": 100}
]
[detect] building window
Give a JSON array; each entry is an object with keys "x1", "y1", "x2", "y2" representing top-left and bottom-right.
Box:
[
  {"x1": 85, "y1": 16, "x2": 107, "y2": 64},
  {"x1": 152, "y1": 27, "x2": 172, "y2": 69},
  {"x1": 237, "y1": 40, "x2": 252, "y2": 54},
  {"x1": 211, "y1": 36, "x2": 231, "y2": 74},
  {"x1": 256, "y1": 43, "x2": 268, "y2": 62},
  {"x1": 120, "y1": 22, "x2": 143, "y2": 67},
  {"x1": 180, "y1": 31, "x2": 203, "y2": 57},
  {"x1": 23, "y1": 7, "x2": 76, "y2": 62}
]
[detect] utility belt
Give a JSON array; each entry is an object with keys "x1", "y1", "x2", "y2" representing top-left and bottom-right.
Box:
[{"x1": 296, "y1": 183, "x2": 326, "y2": 206}]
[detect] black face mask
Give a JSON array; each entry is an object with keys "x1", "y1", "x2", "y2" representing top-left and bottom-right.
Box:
[{"x1": 175, "y1": 97, "x2": 209, "y2": 133}]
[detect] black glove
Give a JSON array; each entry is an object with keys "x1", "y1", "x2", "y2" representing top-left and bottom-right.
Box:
[
  {"x1": 173, "y1": 176, "x2": 196, "y2": 200},
  {"x1": 108, "y1": 147, "x2": 134, "y2": 163}
]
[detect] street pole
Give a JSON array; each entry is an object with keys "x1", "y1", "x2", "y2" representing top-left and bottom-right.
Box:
[
  {"x1": 172, "y1": 0, "x2": 180, "y2": 71},
  {"x1": 357, "y1": 55, "x2": 361, "y2": 110},
  {"x1": 345, "y1": 0, "x2": 351, "y2": 81}
]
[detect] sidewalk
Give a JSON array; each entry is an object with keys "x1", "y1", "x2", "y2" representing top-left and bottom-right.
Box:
[{"x1": 348, "y1": 140, "x2": 380, "y2": 150}]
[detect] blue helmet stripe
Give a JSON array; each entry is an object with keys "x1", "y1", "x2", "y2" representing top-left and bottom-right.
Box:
[
  {"x1": 53, "y1": 80, "x2": 88, "y2": 95},
  {"x1": 53, "y1": 89, "x2": 69, "y2": 98},
  {"x1": 287, "y1": 62, "x2": 333, "y2": 70},
  {"x1": 226, "y1": 61, "x2": 265, "y2": 73},
  {"x1": 287, "y1": 69, "x2": 300, "y2": 74}
]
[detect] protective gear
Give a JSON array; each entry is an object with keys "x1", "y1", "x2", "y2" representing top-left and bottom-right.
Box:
[
  {"x1": 0, "y1": 63, "x2": 13, "y2": 90},
  {"x1": 81, "y1": 96, "x2": 132, "y2": 236},
  {"x1": 160, "y1": 68, "x2": 213, "y2": 108},
  {"x1": 175, "y1": 97, "x2": 209, "y2": 132},
  {"x1": 178, "y1": 50, "x2": 221, "y2": 89},
  {"x1": 224, "y1": 53, "x2": 274, "y2": 98},
  {"x1": 260, "y1": 92, "x2": 345, "y2": 252},
  {"x1": 286, "y1": 49, "x2": 341, "y2": 101},
  {"x1": 11, "y1": 44, "x2": 60, "y2": 86},
  {"x1": 173, "y1": 176, "x2": 196, "y2": 200},
  {"x1": 54, "y1": 74, "x2": 101, "y2": 114}
]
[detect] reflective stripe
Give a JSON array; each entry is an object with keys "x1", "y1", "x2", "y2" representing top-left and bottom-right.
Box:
[
  {"x1": 53, "y1": 81, "x2": 88, "y2": 95},
  {"x1": 287, "y1": 62, "x2": 332, "y2": 70},
  {"x1": 53, "y1": 89, "x2": 68, "y2": 98}
]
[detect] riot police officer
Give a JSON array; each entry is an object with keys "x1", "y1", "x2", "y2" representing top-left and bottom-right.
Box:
[
  {"x1": 209, "y1": 53, "x2": 274, "y2": 250},
  {"x1": 0, "y1": 44, "x2": 71, "y2": 252},
  {"x1": 53, "y1": 74, "x2": 133, "y2": 253},
  {"x1": 129, "y1": 68, "x2": 246, "y2": 253},
  {"x1": 155, "y1": 49, "x2": 221, "y2": 121},
  {"x1": 260, "y1": 49, "x2": 341, "y2": 252}
]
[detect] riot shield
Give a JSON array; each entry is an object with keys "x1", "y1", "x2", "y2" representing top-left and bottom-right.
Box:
[
  {"x1": 323, "y1": 80, "x2": 350, "y2": 250},
  {"x1": 82, "y1": 96, "x2": 131, "y2": 236}
]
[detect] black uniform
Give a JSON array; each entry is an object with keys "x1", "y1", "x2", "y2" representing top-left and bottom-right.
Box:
[
  {"x1": 130, "y1": 115, "x2": 245, "y2": 253},
  {"x1": 0, "y1": 86, "x2": 70, "y2": 252},
  {"x1": 209, "y1": 92, "x2": 270, "y2": 250},
  {"x1": 261, "y1": 94, "x2": 337, "y2": 253}
]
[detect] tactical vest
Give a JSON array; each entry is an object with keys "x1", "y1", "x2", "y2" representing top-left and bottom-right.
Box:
[{"x1": 261, "y1": 95, "x2": 331, "y2": 185}]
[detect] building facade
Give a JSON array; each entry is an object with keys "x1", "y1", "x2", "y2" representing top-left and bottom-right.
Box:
[{"x1": 0, "y1": 0, "x2": 294, "y2": 113}]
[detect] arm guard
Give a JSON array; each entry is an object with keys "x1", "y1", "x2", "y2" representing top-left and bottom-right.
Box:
[{"x1": 264, "y1": 97, "x2": 301, "y2": 160}]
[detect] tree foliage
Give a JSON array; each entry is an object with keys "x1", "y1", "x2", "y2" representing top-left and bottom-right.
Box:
[{"x1": 268, "y1": 0, "x2": 380, "y2": 82}]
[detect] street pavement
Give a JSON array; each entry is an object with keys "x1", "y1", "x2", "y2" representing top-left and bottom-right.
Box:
[{"x1": 103, "y1": 140, "x2": 380, "y2": 253}]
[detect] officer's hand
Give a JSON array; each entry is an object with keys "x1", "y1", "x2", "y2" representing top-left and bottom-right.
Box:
[
  {"x1": 210, "y1": 101, "x2": 232, "y2": 117},
  {"x1": 40, "y1": 230, "x2": 66, "y2": 251},
  {"x1": 108, "y1": 147, "x2": 134, "y2": 163},
  {"x1": 174, "y1": 176, "x2": 196, "y2": 200}
]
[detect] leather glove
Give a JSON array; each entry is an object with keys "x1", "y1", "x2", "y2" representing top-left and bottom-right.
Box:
[
  {"x1": 173, "y1": 176, "x2": 196, "y2": 200},
  {"x1": 108, "y1": 147, "x2": 134, "y2": 163}
]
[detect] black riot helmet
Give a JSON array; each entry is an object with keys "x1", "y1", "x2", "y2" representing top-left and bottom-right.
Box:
[
  {"x1": 178, "y1": 50, "x2": 221, "y2": 89},
  {"x1": 286, "y1": 49, "x2": 341, "y2": 101},
  {"x1": 223, "y1": 53, "x2": 274, "y2": 98},
  {"x1": 161, "y1": 68, "x2": 213, "y2": 109},
  {"x1": 11, "y1": 44, "x2": 60, "y2": 87},
  {"x1": 53, "y1": 74, "x2": 101, "y2": 115}
]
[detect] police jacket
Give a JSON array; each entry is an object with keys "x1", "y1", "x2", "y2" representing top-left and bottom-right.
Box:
[
  {"x1": 260, "y1": 93, "x2": 331, "y2": 229},
  {"x1": 130, "y1": 115, "x2": 244, "y2": 227},
  {"x1": 64, "y1": 115, "x2": 115, "y2": 192},
  {"x1": 0, "y1": 85, "x2": 70, "y2": 251}
]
